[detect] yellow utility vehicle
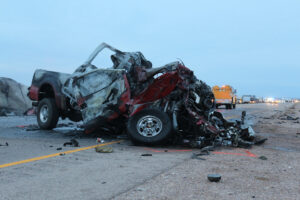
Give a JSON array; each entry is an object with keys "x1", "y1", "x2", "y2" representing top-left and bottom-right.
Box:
[{"x1": 212, "y1": 85, "x2": 236, "y2": 109}]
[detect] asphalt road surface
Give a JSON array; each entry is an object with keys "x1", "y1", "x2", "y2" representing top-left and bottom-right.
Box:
[{"x1": 0, "y1": 103, "x2": 299, "y2": 200}]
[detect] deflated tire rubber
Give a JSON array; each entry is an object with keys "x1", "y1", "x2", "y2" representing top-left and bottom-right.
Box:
[
  {"x1": 37, "y1": 98, "x2": 59, "y2": 130},
  {"x1": 127, "y1": 108, "x2": 172, "y2": 145}
]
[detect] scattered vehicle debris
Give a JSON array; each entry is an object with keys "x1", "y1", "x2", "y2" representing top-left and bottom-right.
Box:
[
  {"x1": 280, "y1": 115, "x2": 299, "y2": 120},
  {"x1": 96, "y1": 138, "x2": 105, "y2": 143},
  {"x1": 25, "y1": 124, "x2": 40, "y2": 131},
  {"x1": 191, "y1": 153, "x2": 207, "y2": 160},
  {"x1": 207, "y1": 174, "x2": 221, "y2": 182},
  {"x1": 141, "y1": 153, "x2": 152, "y2": 156},
  {"x1": 0, "y1": 142, "x2": 9, "y2": 146},
  {"x1": 24, "y1": 108, "x2": 36, "y2": 116},
  {"x1": 258, "y1": 156, "x2": 268, "y2": 160},
  {"x1": 56, "y1": 147, "x2": 62, "y2": 151},
  {"x1": 63, "y1": 139, "x2": 79, "y2": 147},
  {"x1": 95, "y1": 146, "x2": 113, "y2": 153},
  {"x1": 28, "y1": 43, "x2": 265, "y2": 149}
]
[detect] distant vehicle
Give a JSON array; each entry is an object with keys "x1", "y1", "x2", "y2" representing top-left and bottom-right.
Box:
[
  {"x1": 212, "y1": 85, "x2": 236, "y2": 109},
  {"x1": 242, "y1": 95, "x2": 253, "y2": 104}
]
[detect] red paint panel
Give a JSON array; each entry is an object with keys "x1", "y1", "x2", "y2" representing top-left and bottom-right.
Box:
[
  {"x1": 133, "y1": 71, "x2": 179, "y2": 104},
  {"x1": 28, "y1": 85, "x2": 39, "y2": 101}
]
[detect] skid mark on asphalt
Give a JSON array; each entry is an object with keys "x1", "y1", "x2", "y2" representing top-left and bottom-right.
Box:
[{"x1": 0, "y1": 140, "x2": 122, "y2": 169}]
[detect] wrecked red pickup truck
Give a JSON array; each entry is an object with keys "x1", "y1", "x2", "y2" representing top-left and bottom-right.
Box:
[{"x1": 28, "y1": 43, "x2": 264, "y2": 148}]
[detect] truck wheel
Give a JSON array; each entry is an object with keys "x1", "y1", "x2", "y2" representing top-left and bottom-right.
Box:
[
  {"x1": 37, "y1": 98, "x2": 59, "y2": 130},
  {"x1": 127, "y1": 108, "x2": 172, "y2": 145}
]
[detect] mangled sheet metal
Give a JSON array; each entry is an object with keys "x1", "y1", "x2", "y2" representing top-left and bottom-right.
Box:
[
  {"x1": 63, "y1": 69, "x2": 127, "y2": 124},
  {"x1": 57, "y1": 42, "x2": 266, "y2": 148}
]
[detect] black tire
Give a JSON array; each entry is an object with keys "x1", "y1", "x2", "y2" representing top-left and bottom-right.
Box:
[
  {"x1": 233, "y1": 104, "x2": 236, "y2": 109},
  {"x1": 37, "y1": 98, "x2": 59, "y2": 130},
  {"x1": 127, "y1": 108, "x2": 172, "y2": 145}
]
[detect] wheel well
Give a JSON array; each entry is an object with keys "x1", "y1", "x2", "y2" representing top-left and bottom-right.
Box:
[{"x1": 39, "y1": 84, "x2": 55, "y2": 100}]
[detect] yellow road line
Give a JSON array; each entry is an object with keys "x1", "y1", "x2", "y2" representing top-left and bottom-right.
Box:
[{"x1": 0, "y1": 140, "x2": 122, "y2": 169}]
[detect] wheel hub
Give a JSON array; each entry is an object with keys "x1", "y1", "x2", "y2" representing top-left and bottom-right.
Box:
[
  {"x1": 137, "y1": 115, "x2": 163, "y2": 137},
  {"x1": 40, "y1": 105, "x2": 49, "y2": 123}
]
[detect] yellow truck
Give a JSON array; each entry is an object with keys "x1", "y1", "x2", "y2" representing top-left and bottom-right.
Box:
[{"x1": 212, "y1": 85, "x2": 236, "y2": 109}]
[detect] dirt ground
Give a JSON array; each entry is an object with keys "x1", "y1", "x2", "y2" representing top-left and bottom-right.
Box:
[{"x1": 115, "y1": 103, "x2": 300, "y2": 200}]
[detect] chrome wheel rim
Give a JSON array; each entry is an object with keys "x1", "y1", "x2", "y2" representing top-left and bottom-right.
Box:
[
  {"x1": 137, "y1": 115, "x2": 163, "y2": 137},
  {"x1": 40, "y1": 105, "x2": 49, "y2": 123}
]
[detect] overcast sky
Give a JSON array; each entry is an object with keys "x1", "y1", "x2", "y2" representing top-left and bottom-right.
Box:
[{"x1": 0, "y1": 0, "x2": 299, "y2": 98}]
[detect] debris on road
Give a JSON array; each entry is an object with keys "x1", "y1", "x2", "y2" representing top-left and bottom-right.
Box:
[
  {"x1": 280, "y1": 115, "x2": 299, "y2": 120},
  {"x1": 141, "y1": 153, "x2": 152, "y2": 156},
  {"x1": 0, "y1": 142, "x2": 9, "y2": 146},
  {"x1": 96, "y1": 138, "x2": 105, "y2": 143},
  {"x1": 95, "y1": 146, "x2": 113, "y2": 153},
  {"x1": 258, "y1": 156, "x2": 268, "y2": 160},
  {"x1": 253, "y1": 137, "x2": 268, "y2": 145},
  {"x1": 63, "y1": 139, "x2": 79, "y2": 147},
  {"x1": 207, "y1": 174, "x2": 221, "y2": 182},
  {"x1": 25, "y1": 124, "x2": 40, "y2": 131},
  {"x1": 24, "y1": 108, "x2": 36, "y2": 116},
  {"x1": 56, "y1": 147, "x2": 62, "y2": 151},
  {"x1": 191, "y1": 153, "x2": 207, "y2": 160}
]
